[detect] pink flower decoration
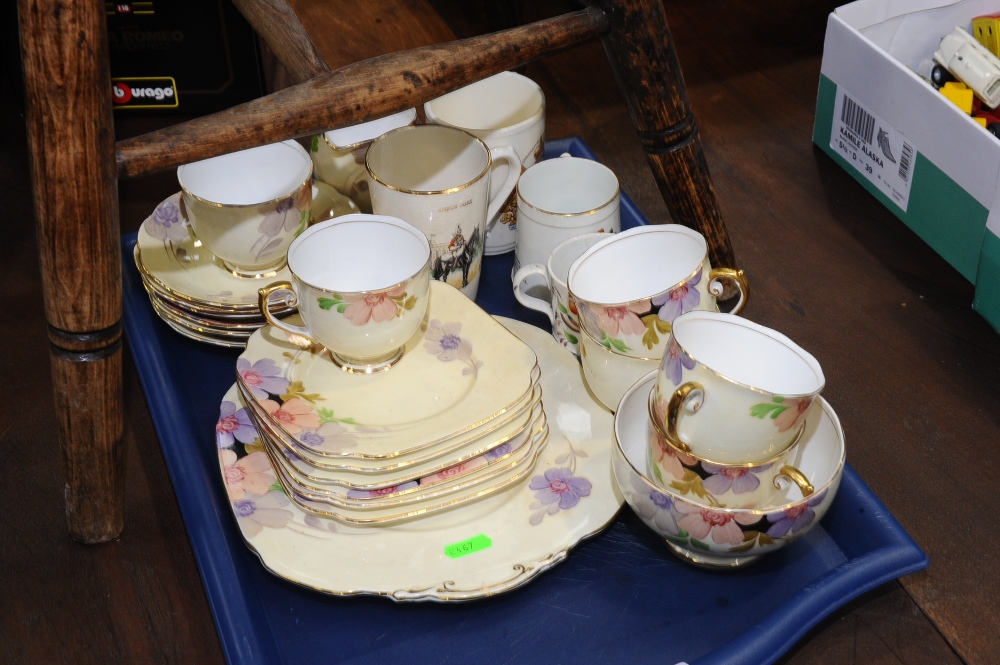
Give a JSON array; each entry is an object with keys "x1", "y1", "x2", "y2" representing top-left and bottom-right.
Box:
[
  {"x1": 649, "y1": 430, "x2": 697, "y2": 480},
  {"x1": 674, "y1": 501, "x2": 757, "y2": 545},
  {"x1": 596, "y1": 301, "x2": 648, "y2": 337},
  {"x1": 261, "y1": 397, "x2": 321, "y2": 434},
  {"x1": 220, "y1": 450, "x2": 274, "y2": 500},
  {"x1": 343, "y1": 284, "x2": 407, "y2": 325},
  {"x1": 774, "y1": 397, "x2": 813, "y2": 432}
]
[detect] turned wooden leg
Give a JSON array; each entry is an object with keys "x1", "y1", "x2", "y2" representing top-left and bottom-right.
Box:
[
  {"x1": 595, "y1": 0, "x2": 737, "y2": 272},
  {"x1": 18, "y1": 0, "x2": 124, "y2": 542}
]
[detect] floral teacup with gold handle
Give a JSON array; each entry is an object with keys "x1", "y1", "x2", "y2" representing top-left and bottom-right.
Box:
[
  {"x1": 567, "y1": 225, "x2": 748, "y2": 361},
  {"x1": 258, "y1": 215, "x2": 430, "y2": 373},
  {"x1": 651, "y1": 311, "x2": 825, "y2": 465}
]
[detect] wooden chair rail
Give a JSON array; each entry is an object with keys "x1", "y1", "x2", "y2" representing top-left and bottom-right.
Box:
[
  {"x1": 115, "y1": 8, "x2": 609, "y2": 179},
  {"x1": 230, "y1": 0, "x2": 331, "y2": 84}
]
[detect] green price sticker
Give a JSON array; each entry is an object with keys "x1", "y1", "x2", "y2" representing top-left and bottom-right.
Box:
[{"x1": 444, "y1": 534, "x2": 492, "y2": 559}]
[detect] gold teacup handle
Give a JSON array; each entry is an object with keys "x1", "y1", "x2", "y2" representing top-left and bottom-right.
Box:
[
  {"x1": 663, "y1": 381, "x2": 705, "y2": 454},
  {"x1": 774, "y1": 465, "x2": 814, "y2": 497},
  {"x1": 708, "y1": 268, "x2": 749, "y2": 315},
  {"x1": 258, "y1": 281, "x2": 318, "y2": 348}
]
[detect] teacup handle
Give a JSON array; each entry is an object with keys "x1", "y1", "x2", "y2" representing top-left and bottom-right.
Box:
[
  {"x1": 708, "y1": 268, "x2": 749, "y2": 315},
  {"x1": 485, "y1": 145, "x2": 522, "y2": 230},
  {"x1": 512, "y1": 263, "x2": 555, "y2": 323},
  {"x1": 258, "y1": 281, "x2": 319, "y2": 348},
  {"x1": 663, "y1": 381, "x2": 705, "y2": 454},
  {"x1": 774, "y1": 465, "x2": 814, "y2": 497}
]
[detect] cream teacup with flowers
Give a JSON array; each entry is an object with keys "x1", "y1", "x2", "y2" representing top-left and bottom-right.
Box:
[
  {"x1": 258, "y1": 215, "x2": 430, "y2": 373},
  {"x1": 178, "y1": 140, "x2": 313, "y2": 278},
  {"x1": 651, "y1": 310, "x2": 825, "y2": 465},
  {"x1": 566, "y1": 225, "x2": 747, "y2": 361}
]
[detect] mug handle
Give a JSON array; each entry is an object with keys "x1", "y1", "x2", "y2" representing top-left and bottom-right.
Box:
[
  {"x1": 485, "y1": 145, "x2": 522, "y2": 230},
  {"x1": 708, "y1": 268, "x2": 749, "y2": 315},
  {"x1": 258, "y1": 281, "x2": 318, "y2": 348},
  {"x1": 774, "y1": 465, "x2": 815, "y2": 497},
  {"x1": 512, "y1": 263, "x2": 555, "y2": 323},
  {"x1": 660, "y1": 381, "x2": 705, "y2": 454}
]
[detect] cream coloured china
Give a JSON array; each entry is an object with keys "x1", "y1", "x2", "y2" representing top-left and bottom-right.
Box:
[
  {"x1": 613, "y1": 371, "x2": 844, "y2": 568},
  {"x1": 178, "y1": 140, "x2": 313, "y2": 277},
  {"x1": 157, "y1": 315, "x2": 248, "y2": 348},
  {"x1": 424, "y1": 71, "x2": 545, "y2": 255},
  {"x1": 244, "y1": 381, "x2": 543, "y2": 481},
  {"x1": 148, "y1": 296, "x2": 252, "y2": 342},
  {"x1": 578, "y1": 325, "x2": 659, "y2": 412},
  {"x1": 215, "y1": 317, "x2": 622, "y2": 599},
  {"x1": 237, "y1": 281, "x2": 539, "y2": 460},
  {"x1": 651, "y1": 311, "x2": 825, "y2": 465},
  {"x1": 136, "y1": 193, "x2": 297, "y2": 313},
  {"x1": 256, "y1": 401, "x2": 546, "y2": 507},
  {"x1": 258, "y1": 215, "x2": 431, "y2": 373}
]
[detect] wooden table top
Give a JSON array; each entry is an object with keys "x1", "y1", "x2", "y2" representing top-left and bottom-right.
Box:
[{"x1": 2, "y1": 0, "x2": 996, "y2": 662}]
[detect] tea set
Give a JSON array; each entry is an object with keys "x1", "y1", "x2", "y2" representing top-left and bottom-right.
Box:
[{"x1": 133, "y1": 71, "x2": 846, "y2": 590}]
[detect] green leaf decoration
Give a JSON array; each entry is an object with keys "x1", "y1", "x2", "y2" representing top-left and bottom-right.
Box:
[
  {"x1": 557, "y1": 301, "x2": 569, "y2": 315},
  {"x1": 664, "y1": 533, "x2": 689, "y2": 545},
  {"x1": 317, "y1": 406, "x2": 359, "y2": 425},
  {"x1": 609, "y1": 337, "x2": 630, "y2": 353},
  {"x1": 749, "y1": 402, "x2": 789, "y2": 420},
  {"x1": 599, "y1": 333, "x2": 613, "y2": 351},
  {"x1": 651, "y1": 461, "x2": 665, "y2": 485},
  {"x1": 689, "y1": 538, "x2": 711, "y2": 551},
  {"x1": 310, "y1": 135, "x2": 319, "y2": 152},
  {"x1": 336, "y1": 303, "x2": 348, "y2": 313},
  {"x1": 318, "y1": 298, "x2": 337, "y2": 311},
  {"x1": 403, "y1": 295, "x2": 417, "y2": 310},
  {"x1": 565, "y1": 331, "x2": 578, "y2": 345},
  {"x1": 269, "y1": 481, "x2": 285, "y2": 494}
]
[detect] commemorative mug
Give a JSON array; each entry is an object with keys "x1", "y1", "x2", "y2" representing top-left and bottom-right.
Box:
[
  {"x1": 258, "y1": 215, "x2": 431, "y2": 373},
  {"x1": 424, "y1": 71, "x2": 545, "y2": 255},
  {"x1": 567, "y1": 225, "x2": 748, "y2": 360},
  {"x1": 512, "y1": 232, "x2": 607, "y2": 355},
  {"x1": 513, "y1": 154, "x2": 620, "y2": 278},
  {"x1": 178, "y1": 140, "x2": 313, "y2": 277},
  {"x1": 366, "y1": 125, "x2": 520, "y2": 300},
  {"x1": 651, "y1": 310, "x2": 825, "y2": 464},
  {"x1": 309, "y1": 109, "x2": 417, "y2": 213}
]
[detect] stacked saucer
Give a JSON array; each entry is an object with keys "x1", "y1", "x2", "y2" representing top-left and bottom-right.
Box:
[{"x1": 231, "y1": 280, "x2": 550, "y2": 526}]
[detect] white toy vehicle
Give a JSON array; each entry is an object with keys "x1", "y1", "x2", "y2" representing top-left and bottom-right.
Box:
[{"x1": 934, "y1": 26, "x2": 1000, "y2": 108}]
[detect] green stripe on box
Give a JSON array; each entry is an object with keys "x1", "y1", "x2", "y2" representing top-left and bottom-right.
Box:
[
  {"x1": 814, "y1": 75, "x2": 987, "y2": 282},
  {"x1": 974, "y1": 230, "x2": 1000, "y2": 328}
]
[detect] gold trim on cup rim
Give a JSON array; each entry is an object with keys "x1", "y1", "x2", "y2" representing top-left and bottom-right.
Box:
[
  {"x1": 365, "y1": 125, "x2": 493, "y2": 196},
  {"x1": 178, "y1": 142, "x2": 313, "y2": 209},
  {"x1": 322, "y1": 108, "x2": 419, "y2": 151},
  {"x1": 646, "y1": 386, "x2": 807, "y2": 468},
  {"x1": 569, "y1": 261, "x2": 705, "y2": 312},
  {"x1": 668, "y1": 315, "x2": 825, "y2": 399},
  {"x1": 516, "y1": 159, "x2": 620, "y2": 217}
]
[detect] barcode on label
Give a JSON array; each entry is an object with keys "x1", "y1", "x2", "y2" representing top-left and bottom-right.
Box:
[
  {"x1": 841, "y1": 95, "x2": 875, "y2": 145},
  {"x1": 897, "y1": 142, "x2": 914, "y2": 183}
]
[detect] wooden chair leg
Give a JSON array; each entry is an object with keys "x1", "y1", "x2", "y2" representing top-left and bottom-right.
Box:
[
  {"x1": 596, "y1": 0, "x2": 738, "y2": 272},
  {"x1": 18, "y1": 0, "x2": 124, "y2": 543}
]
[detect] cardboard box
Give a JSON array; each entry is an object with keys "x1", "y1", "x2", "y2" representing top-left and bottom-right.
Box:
[
  {"x1": 107, "y1": 0, "x2": 265, "y2": 114},
  {"x1": 813, "y1": 0, "x2": 1000, "y2": 331}
]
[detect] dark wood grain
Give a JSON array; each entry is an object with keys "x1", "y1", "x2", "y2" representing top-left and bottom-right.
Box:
[
  {"x1": 115, "y1": 8, "x2": 609, "y2": 179},
  {"x1": 231, "y1": 0, "x2": 330, "y2": 84},
  {"x1": 17, "y1": 0, "x2": 124, "y2": 542}
]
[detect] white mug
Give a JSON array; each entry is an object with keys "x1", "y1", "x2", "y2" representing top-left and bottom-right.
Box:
[
  {"x1": 513, "y1": 154, "x2": 621, "y2": 281},
  {"x1": 512, "y1": 232, "x2": 608, "y2": 356},
  {"x1": 258, "y1": 215, "x2": 431, "y2": 373},
  {"x1": 366, "y1": 125, "x2": 520, "y2": 300},
  {"x1": 178, "y1": 140, "x2": 313, "y2": 277},
  {"x1": 424, "y1": 72, "x2": 545, "y2": 256}
]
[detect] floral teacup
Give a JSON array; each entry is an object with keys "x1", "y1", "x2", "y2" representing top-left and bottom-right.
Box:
[
  {"x1": 567, "y1": 225, "x2": 747, "y2": 361},
  {"x1": 646, "y1": 393, "x2": 812, "y2": 508},
  {"x1": 652, "y1": 311, "x2": 825, "y2": 465},
  {"x1": 258, "y1": 214, "x2": 430, "y2": 373},
  {"x1": 613, "y1": 371, "x2": 844, "y2": 568},
  {"x1": 178, "y1": 140, "x2": 313, "y2": 277}
]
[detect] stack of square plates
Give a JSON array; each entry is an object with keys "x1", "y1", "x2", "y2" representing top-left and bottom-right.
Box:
[
  {"x1": 232, "y1": 280, "x2": 549, "y2": 526},
  {"x1": 135, "y1": 186, "x2": 358, "y2": 348}
]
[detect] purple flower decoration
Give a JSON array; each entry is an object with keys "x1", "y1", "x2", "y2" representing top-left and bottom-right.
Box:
[
  {"x1": 424, "y1": 320, "x2": 475, "y2": 366},
  {"x1": 529, "y1": 467, "x2": 592, "y2": 511},
  {"x1": 237, "y1": 357, "x2": 290, "y2": 400},
  {"x1": 215, "y1": 400, "x2": 258, "y2": 448},
  {"x1": 662, "y1": 338, "x2": 696, "y2": 386},
  {"x1": 766, "y1": 489, "x2": 826, "y2": 538},
  {"x1": 702, "y1": 463, "x2": 771, "y2": 496},
  {"x1": 297, "y1": 430, "x2": 324, "y2": 448},
  {"x1": 652, "y1": 268, "x2": 702, "y2": 323},
  {"x1": 648, "y1": 489, "x2": 673, "y2": 510},
  {"x1": 144, "y1": 200, "x2": 189, "y2": 243},
  {"x1": 233, "y1": 490, "x2": 293, "y2": 538}
]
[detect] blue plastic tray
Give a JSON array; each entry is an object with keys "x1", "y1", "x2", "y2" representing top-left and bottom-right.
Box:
[{"x1": 122, "y1": 137, "x2": 927, "y2": 665}]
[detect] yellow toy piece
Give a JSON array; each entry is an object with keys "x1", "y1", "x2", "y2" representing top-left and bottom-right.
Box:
[
  {"x1": 973, "y1": 13, "x2": 1000, "y2": 58},
  {"x1": 940, "y1": 81, "x2": 974, "y2": 114}
]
